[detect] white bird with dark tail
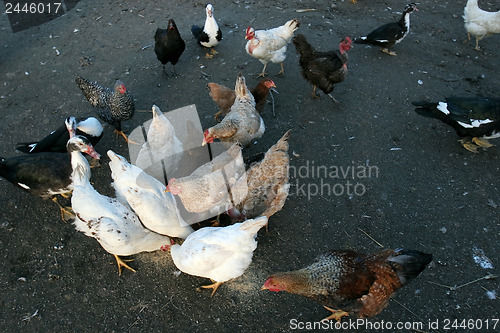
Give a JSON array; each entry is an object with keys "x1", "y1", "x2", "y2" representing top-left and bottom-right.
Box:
[
  {"x1": 0, "y1": 117, "x2": 100, "y2": 221},
  {"x1": 354, "y1": 3, "x2": 418, "y2": 56},
  {"x1": 191, "y1": 4, "x2": 222, "y2": 58},
  {"x1": 412, "y1": 96, "x2": 500, "y2": 153},
  {"x1": 245, "y1": 19, "x2": 300, "y2": 77},
  {"x1": 16, "y1": 116, "x2": 103, "y2": 154},
  {"x1": 165, "y1": 216, "x2": 268, "y2": 295},
  {"x1": 71, "y1": 164, "x2": 172, "y2": 275},
  {"x1": 463, "y1": 0, "x2": 500, "y2": 51},
  {"x1": 75, "y1": 76, "x2": 135, "y2": 143},
  {"x1": 108, "y1": 150, "x2": 193, "y2": 239}
]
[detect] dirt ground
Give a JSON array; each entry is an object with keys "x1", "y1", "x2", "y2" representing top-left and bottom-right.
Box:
[{"x1": 0, "y1": 0, "x2": 499, "y2": 332}]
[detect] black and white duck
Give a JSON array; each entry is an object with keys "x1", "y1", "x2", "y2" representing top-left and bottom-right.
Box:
[
  {"x1": 0, "y1": 118, "x2": 100, "y2": 220},
  {"x1": 412, "y1": 96, "x2": 500, "y2": 152},
  {"x1": 354, "y1": 3, "x2": 418, "y2": 56},
  {"x1": 191, "y1": 3, "x2": 222, "y2": 58}
]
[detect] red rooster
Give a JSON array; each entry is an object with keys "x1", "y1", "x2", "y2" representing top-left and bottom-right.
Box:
[
  {"x1": 293, "y1": 34, "x2": 352, "y2": 103},
  {"x1": 262, "y1": 248, "x2": 432, "y2": 322}
]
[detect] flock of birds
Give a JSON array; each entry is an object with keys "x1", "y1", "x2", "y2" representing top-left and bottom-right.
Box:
[{"x1": 1, "y1": 0, "x2": 499, "y2": 323}]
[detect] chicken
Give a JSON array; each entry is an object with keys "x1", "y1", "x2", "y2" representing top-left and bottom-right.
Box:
[
  {"x1": 354, "y1": 3, "x2": 418, "y2": 56},
  {"x1": 165, "y1": 143, "x2": 245, "y2": 221},
  {"x1": 463, "y1": 0, "x2": 500, "y2": 50},
  {"x1": 75, "y1": 76, "x2": 135, "y2": 143},
  {"x1": 208, "y1": 78, "x2": 277, "y2": 121},
  {"x1": 293, "y1": 34, "x2": 352, "y2": 103},
  {"x1": 412, "y1": 96, "x2": 500, "y2": 153},
  {"x1": 154, "y1": 19, "x2": 186, "y2": 76},
  {"x1": 16, "y1": 116, "x2": 103, "y2": 154},
  {"x1": 203, "y1": 73, "x2": 265, "y2": 147},
  {"x1": 135, "y1": 105, "x2": 184, "y2": 181},
  {"x1": 227, "y1": 130, "x2": 291, "y2": 229},
  {"x1": 245, "y1": 19, "x2": 300, "y2": 77},
  {"x1": 262, "y1": 248, "x2": 432, "y2": 322},
  {"x1": 191, "y1": 4, "x2": 222, "y2": 58},
  {"x1": 108, "y1": 150, "x2": 193, "y2": 239},
  {"x1": 166, "y1": 216, "x2": 268, "y2": 295},
  {"x1": 71, "y1": 164, "x2": 171, "y2": 275}
]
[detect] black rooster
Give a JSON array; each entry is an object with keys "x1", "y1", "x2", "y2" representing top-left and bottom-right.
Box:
[{"x1": 154, "y1": 19, "x2": 186, "y2": 76}]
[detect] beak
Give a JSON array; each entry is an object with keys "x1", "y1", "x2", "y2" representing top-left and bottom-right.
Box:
[
  {"x1": 260, "y1": 285, "x2": 269, "y2": 291},
  {"x1": 86, "y1": 147, "x2": 101, "y2": 159}
]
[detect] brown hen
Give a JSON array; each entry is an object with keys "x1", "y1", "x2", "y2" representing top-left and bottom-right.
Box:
[
  {"x1": 228, "y1": 130, "x2": 291, "y2": 229},
  {"x1": 208, "y1": 78, "x2": 276, "y2": 121},
  {"x1": 262, "y1": 248, "x2": 432, "y2": 322}
]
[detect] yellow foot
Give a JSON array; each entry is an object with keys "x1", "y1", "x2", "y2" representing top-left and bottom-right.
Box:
[
  {"x1": 90, "y1": 158, "x2": 101, "y2": 168},
  {"x1": 210, "y1": 49, "x2": 219, "y2": 55},
  {"x1": 201, "y1": 280, "x2": 223, "y2": 296},
  {"x1": 205, "y1": 52, "x2": 214, "y2": 59},
  {"x1": 460, "y1": 140, "x2": 480, "y2": 153},
  {"x1": 114, "y1": 130, "x2": 138, "y2": 145},
  {"x1": 114, "y1": 254, "x2": 136, "y2": 276},
  {"x1": 381, "y1": 48, "x2": 397, "y2": 56},
  {"x1": 52, "y1": 196, "x2": 74, "y2": 222},
  {"x1": 472, "y1": 137, "x2": 494, "y2": 148},
  {"x1": 277, "y1": 63, "x2": 285, "y2": 76},
  {"x1": 351, "y1": 0, "x2": 357, "y2": 3},
  {"x1": 321, "y1": 306, "x2": 349, "y2": 322},
  {"x1": 257, "y1": 72, "x2": 267, "y2": 78}
]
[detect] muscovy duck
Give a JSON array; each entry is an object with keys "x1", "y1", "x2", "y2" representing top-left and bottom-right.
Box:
[
  {"x1": 0, "y1": 127, "x2": 100, "y2": 220},
  {"x1": 16, "y1": 116, "x2": 103, "y2": 162},
  {"x1": 354, "y1": 3, "x2": 418, "y2": 56},
  {"x1": 108, "y1": 150, "x2": 194, "y2": 239},
  {"x1": 75, "y1": 76, "x2": 135, "y2": 143},
  {"x1": 412, "y1": 96, "x2": 500, "y2": 152},
  {"x1": 154, "y1": 18, "x2": 186, "y2": 76},
  {"x1": 71, "y1": 164, "x2": 172, "y2": 275},
  {"x1": 191, "y1": 3, "x2": 222, "y2": 59}
]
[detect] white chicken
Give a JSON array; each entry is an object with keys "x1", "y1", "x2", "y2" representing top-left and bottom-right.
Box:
[
  {"x1": 167, "y1": 216, "x2": 268, "y2": 295},
  {"x1": 108, "y1": 150, "x2": 193, "y2": 239},
  {"x1": 166, "y1": 143, "x2": 246, "y2": 222},
  {"x1": 135, "y1": 104, "x2": 183, "y2": 181},
  {"x1": 463, "y1": 0, "x2": 500, "y2": 50},
  {"x1": 245, "y1": 19, "x2": 300, "y2": 77},
  {"x1": 71, "y1": 165, "x2": 171, "y2": 275}
]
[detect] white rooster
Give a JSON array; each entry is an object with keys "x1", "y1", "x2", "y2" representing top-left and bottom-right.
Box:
[
  {"x1": 71, "y1": 165, "x2": 171, "y2": 275},
  {"x1": 108, "y1": 150, "x2": 194, "y2": 239},
  {"x1": 464, "y1": 0, "x2": 500, "y2": 50},
  {"x1": 166, "y1": 216, "x2": 268, "y2": 295},
  {"x1": 245, "y1": 19, "x2": 300, "y2": 77}
]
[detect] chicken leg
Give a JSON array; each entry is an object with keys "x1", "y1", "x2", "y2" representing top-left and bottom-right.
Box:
[
  {"x1": 258, "y1": 63, "x2": 268, "y2": 78},
  {"x1": 277, "y1": 63, "x2": 285, "y2": 76},
  {"x1": 114, "y1": 129, "x2": 138, "y2": 145},
  {"x1": 381, "y1": 48, "x2": 397, "y2": 56},
  {"x1": 200, "y1": 279, "x2": 223, "y2": 296},
  {"x1": 321, "y1": 306, "x2": 349, "y2": 323},
  {"x1": 114, "y1": 254, "x2": 136, "y2": 275},
  {"x1": 473, "y1": 137, "x2": 494, "y2": 148}
]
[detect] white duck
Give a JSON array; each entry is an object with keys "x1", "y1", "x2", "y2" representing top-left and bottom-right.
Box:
[
  {"x1": 108, "y1": 150, "x2": 193, "y2": 239},
  {"x1": 166, "y1": 216, "x2": 268, "y2": 295},
  {"x1": 71, "y1": 165, "x2": 171, "y2": 275},
  {"x1": 135, "y1": 104, "x2": 183, "y2": 181}
]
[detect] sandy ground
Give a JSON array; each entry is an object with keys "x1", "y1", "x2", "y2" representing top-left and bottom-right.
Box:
[{"x1": 0, "y1": 0, "x2": 499, "y2": 332}]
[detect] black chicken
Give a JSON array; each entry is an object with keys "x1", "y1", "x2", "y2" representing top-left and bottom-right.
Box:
[
  {"x1": 412, "y1": 96, "x2": 500, "y2": 153},
  {"x1": 293, "y1": 34, "x2": 352, "y2": 103},
  {"x1": 354, "y1": 3, "x2": 418, "y2": 56},
  {"x1": 75, "y1": 77, "x2": 135, "y2": 143},
  {"x1": 154, "y1": 19, "x2": 186, "y2": 76}
]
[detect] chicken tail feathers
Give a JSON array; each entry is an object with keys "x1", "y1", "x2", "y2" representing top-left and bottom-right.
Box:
[
  {"x1": 388, "y1": 249, "x2": 433, "y2": 285},
  {"x1": 273, "y1": 130, "x2": 292, "y2": 152},
  {"x1": 191, "y1": 25, "x2": 203, "y2": 39},
  {"x1": 292, "y1": 34, "x2": 315, "y2": 56},
  {"x1": 234, "y1": 72, "x2": 249, "y2": 99},
  {"x1": 239, "y1": 216, "x2": 268, "y2": 234}
]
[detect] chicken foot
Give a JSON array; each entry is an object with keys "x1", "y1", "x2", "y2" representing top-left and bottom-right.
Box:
[
  {"x1": 200, "y1": 279, "x2": 223, "y2": 296},
  {"x1": 114, "y1": 254, "x2": 136, "y2": 276},
  {"x1": 321, "y1": 306, "x2": 349, "y2": 323},
  {"x1": 381, "y1": 48, "x2": 397, "y2": 56},
  {"x1": 114, "y1": 129, "x2": 138, "y2": 145}
]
